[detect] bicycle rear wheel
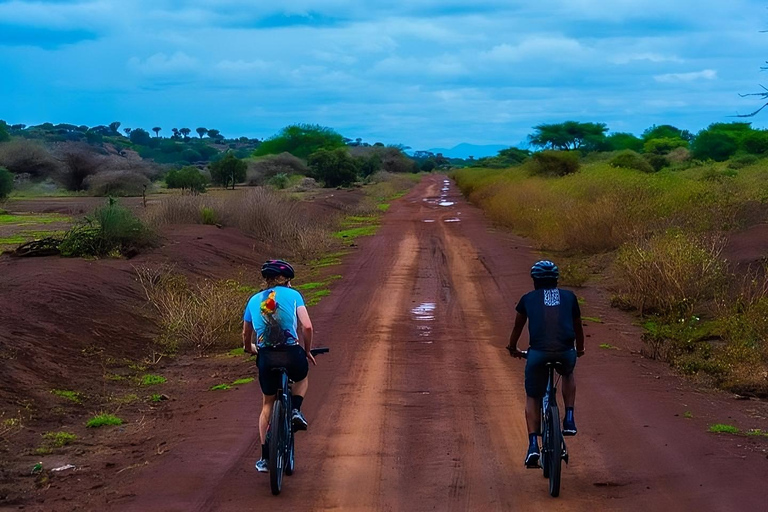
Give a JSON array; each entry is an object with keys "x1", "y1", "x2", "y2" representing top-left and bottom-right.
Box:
[
  {"x1": 269, "y1": 399, "x2": 287, "y2": 495},
  {"x1": 285, "y1": 432, "x2": 295, "y2": 476},
  {"x1": 547, "y1": 405, "x2": 563, "y2": 497}
]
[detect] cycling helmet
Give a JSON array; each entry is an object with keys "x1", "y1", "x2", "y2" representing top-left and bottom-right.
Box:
[
  {"x1": 261, "y1": 259, "x2": 295, "y2": 280},
  {"x1": 530, "y1": 260, "x2": 559, "y2": 280}
]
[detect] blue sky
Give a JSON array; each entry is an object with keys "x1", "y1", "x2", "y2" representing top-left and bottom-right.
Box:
[{"x1": 2, "y1": 0, "x2": 768, "y2": 152}]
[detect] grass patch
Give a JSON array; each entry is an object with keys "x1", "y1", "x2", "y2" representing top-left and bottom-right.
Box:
[
  {"x1": 745, "y1": 429, "x2": 768, "y2": 437},
  {"x1": 210, "y1": 383, "x2": 231, "y2": 391},
  {"x1": 86, "y1": 414, "x2": 123, "y2": 428},
  {"x1": 149, "y1": 393, "x2": 166, "y2": 403},
  {"x1": 0, "y1": 213, "x2": 72, "y2": 225},
  {"x1": 227, "y1": 347, "x2": 246, "y2": 357},
  {"x1": 377, "y1": 203, "x2": 391, "y2": 212},
  {"x1": 294, "y1": 281, "x2": 327, "y2": 291},
  {"x1": 583, "y1": 316, "x2": 603, "y2": 324},
  {"x1": 599, "y1": 343, "x2": 618, "y2": 350},
  {"x1": 51, "y1": 389, "x2": 82, "y2": 404},
  {"x1": 308, "y1": 251, "x2": 347, "y2": 268},
  {"x1": 41, "y1": 431, "x2": 76, "y2": 448},
  {"x1": 139, "y1": 374, "x2": 166, "y2": 386},
  {"x1": 683, "y1": 411, "x2": 694, "y2": 419},
  {"x1": 708, "y1": 423, "x2": 739, "y2": 434},
  {"x1": 105, "y1": 373, "x2": 125, "y2": 381},
  {"x1": 333, "y1": 225, "x2": 378, "y2": 241},
  {"x1": 112, "y1": 393, "x2": 139, "y2": 405},
  {"x1": 231, "y1": 378, "x2": 254, "y2": 386},
  {"x1": 306, "y1": 288, "x2": 331, "y2": 306}
]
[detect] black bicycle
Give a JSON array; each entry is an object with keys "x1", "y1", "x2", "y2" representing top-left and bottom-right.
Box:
[
  {"x1": 268, "y1": 347, "x2": 329, "y2": 496},
  {"x1": 516, "y1": 350, "x2": 568, "y2": 498}
]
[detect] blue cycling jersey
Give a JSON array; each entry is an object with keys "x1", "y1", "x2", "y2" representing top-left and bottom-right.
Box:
[{"x1": 243, "y1": 286, "x2": 305, "y2": 348}]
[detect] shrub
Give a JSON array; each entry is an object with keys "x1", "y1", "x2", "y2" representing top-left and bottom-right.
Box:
[
  {"x1": 691, "y1": 131, "x2": 738, "y2": 161},
  {"x1": 0, "y1": 139, "x2": 61, "y2": 179},
  {"x1": 727, "y1": 154, "x2": 758, "y2": 170},
  {"x1": 56, "y1": 142, "x2": 103, "y2": 191},
  {"x1": 528, "y1": 150, "x2": 580, "y2": 177},
  {"x1": 200, "y1": 206, "x2": 217, "y2": 225},
  {"x1": 246, "y1": 152, "x2": 307, "y2": 186},
  {"x1": 166, "y1": 166, "x2": 208, "y2": 194},
  {"x1": 85, "y1": 171, "x2": 150, "y2": 196},
  {"x1": 268, "y1": 172, "x2": 290, "y2": 189},
  {"x1": 614, "y1": 231, "x2": 726, "y2": 317},
  {"x1": 742, "y1": 131, "x2": 768, "y2": 154},
  {"x1": 610, "y1": 150, "x2": 654, "y2": 173},
  {"x1": 0, "y1": 167, "x2": 12, "y2": 199},
  {"x1": 41, "y1": 431, "x2": 76, "y2": 448},
  {"x1": 139, "y1": 374, "x2": 166, "y2": 386},
  {"x1": 60, "y1": 198, "x2": 155, "y2": 257},
  {"x1": 643, "y1": 137, "x2": 688, "y2": 155},
  {"x1": 644, "y1": 153, "x2": 669, "y2": 172},
  {"x1": 666, "y1": 147, "x2": 691, "y2": 164},
  {"x1": 135, "y1": 267, "x2": 250, "y2": 355},
  {"x1": 254, "y1": 124, "x2": 345, "y2": 159},
  {"x1": 308, "y1": 147, "x2": 360, "y2": 187}
]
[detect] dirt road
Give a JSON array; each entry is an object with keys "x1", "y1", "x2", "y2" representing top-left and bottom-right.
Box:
[{"x1": 111, "y1": 175, "x2": 767, "y2": 511}]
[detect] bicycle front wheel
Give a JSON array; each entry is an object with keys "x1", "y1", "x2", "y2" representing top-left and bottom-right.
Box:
[
  {"x1": 269, "y1": 399, "x2": 287, "y2": 495},
  {"x1": 546, "y1": 405, "x2": 563, "y2": 498}
]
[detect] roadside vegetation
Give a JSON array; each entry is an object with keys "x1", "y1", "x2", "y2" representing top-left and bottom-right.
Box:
[{"x1": 454, "y1": 121, "x2": 768, "y2": 397}]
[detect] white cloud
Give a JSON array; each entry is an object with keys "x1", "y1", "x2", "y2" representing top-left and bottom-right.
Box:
[
  {"x1": 654, "y1": 69, "x2": 718, "y2": 83},
  {"x1": 215, "y1": 59, "x2": 271, "y2": 73},
  {"x1": 611, "y1": 52, "x2": 684, "y2": 65},
  {"x1": 481, "y1": 36, "x2": 588, "y2": 62}
]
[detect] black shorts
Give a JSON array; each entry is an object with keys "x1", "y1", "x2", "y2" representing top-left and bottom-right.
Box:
[
  {"x1": 257, "y1": 345, "x2": 309, "y2": 396},
  {"x1": 524, "y1": 348, "x2": 577, "y2": 399}
]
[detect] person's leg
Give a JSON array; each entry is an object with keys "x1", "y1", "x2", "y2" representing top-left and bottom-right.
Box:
[
  {"x1": 292, "y1": 376, "x2": 308, "y2": 404},
  {"x1": 260, "y1": 394, "x2": 276, "y2": 445},
  {"x1": 562, "y1": 372, "x2": 575, "y2": 408},
  {"x1": 525, "y1": 395, "x2": 542, "y2": 434},
  {"x1": 524, "y1": 350, "x2": 547, "y2": 466}
]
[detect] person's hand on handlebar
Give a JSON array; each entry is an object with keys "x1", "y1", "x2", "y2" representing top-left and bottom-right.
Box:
[
  {"x1": 506, "y1": 345, "x2": 527, "y2": 359},
  {"x1": 306, "y1": 348, "x2": 317, "y2": 366}
]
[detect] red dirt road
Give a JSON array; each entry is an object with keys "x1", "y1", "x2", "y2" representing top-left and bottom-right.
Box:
[{"x1": 94, "y1": 175, "x2": 766, "y2": 511}]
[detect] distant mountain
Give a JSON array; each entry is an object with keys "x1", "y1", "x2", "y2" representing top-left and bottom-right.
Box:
[{"x1": 424, "y1": 143, "x2": 510, "y2": 159}]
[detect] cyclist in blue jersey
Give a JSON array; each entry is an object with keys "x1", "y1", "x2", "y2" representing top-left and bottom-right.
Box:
[
  {"x1": 506, "y1": 260, "x2": 585, "y2": 468},
  {"x1": 242, "y1": 259, "x2": 316, "y2": 473}
]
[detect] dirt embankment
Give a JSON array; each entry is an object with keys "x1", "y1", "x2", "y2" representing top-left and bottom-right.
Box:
[{"x1": 0, "y1": 188, "x2": 367, "y2": 509}]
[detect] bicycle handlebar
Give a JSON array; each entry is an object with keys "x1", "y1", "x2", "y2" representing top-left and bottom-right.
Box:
[
  {"x1": 310, "y1": 348, "x2": 330, "y2": 356},
  {"x1": 507, "y1": 346, "x2": 528, "y2": 359}
]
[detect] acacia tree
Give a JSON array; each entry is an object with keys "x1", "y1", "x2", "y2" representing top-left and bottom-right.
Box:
[
  {"x1": 196, "y1": 127, "x2": 208, "y2": 139},
  {"x1": 152, "y1": 127, "x2": 161, "y2": 138},
  {"x1": 528, "y1": 121, "x2": 607, "y2": 151},
  {"x1": 180, "y1": 127, "x2": 191, "y2": 139},
  {"x1": 254, "y1": 124, "x2": 345, "y2": 159}
]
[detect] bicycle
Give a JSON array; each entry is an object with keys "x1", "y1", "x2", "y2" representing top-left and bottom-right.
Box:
[
  {"x1": 267, "y1": 347, "x2": 329, "y2": 496},
  {"x1": 516, "y1": 350, "x2": 569, "y2": 498}
]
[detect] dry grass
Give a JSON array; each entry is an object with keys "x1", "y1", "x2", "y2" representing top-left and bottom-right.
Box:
[
  {"x1": 145, "y1": 187, "x2": 334, "y2": 259},
  {"x1": 614, "y1": 231, "x2": 727, "y2": 317},
  {"x1": 135, "y1": 266, "x2": 250, "y2": 356}
]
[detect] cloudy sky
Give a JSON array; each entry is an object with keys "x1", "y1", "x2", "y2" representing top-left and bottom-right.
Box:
[{"x1": 2, "y1": 0, "x2": 768, "y2": 152}]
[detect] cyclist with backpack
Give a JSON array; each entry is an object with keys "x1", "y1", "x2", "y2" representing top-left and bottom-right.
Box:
[
  {"x1": 506, "y1": 260, "x2": 585, "y2": 468},
  {"x1": 242, "y1": 260, "x2": 316, "y2": 473}
]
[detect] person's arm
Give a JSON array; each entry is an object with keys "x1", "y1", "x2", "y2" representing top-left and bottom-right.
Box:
[
  {"x1": 574, "y1": 315, "x2": 585, "y2": 357},
  {"x1": 242, "y1": 321, "x2": 257, "y2": 354},
  {"x1": 506, "y1": 311, "x2": 528, "y2": 358},
  {"x1": 297, "y1": 305, "x2": 316, "y2": 365}
]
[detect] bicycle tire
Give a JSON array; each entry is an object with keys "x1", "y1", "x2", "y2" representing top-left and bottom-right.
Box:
[
  {"x1": 547, "y1": 405, "x2": 563, "y2": 498},
  {"x1": 269, "y1": 399, "x2": 287, "y2": 495},
  {"x1": 541, "y1": 413, "x2": 550, "y2": 479},
  {"x1": 285, "y1": 432, "x2": 295, "y2": 476}
]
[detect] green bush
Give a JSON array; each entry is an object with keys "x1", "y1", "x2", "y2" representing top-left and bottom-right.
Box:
[
  {"x1": 166, "y1": 166, "x2": 208, "y2": 194},
  {"x1": 609, "y1": 150, "x2": 654, "y2": 173},
  {"x1": 644, "y1": 153, "x2": 669, "y2": 172},
  {"x1": 0, "y1": 167, "x2": 13, "y2": 199},
  {"x1": 528, "y1": 150, "x2": 580, "y2": 177},
  {"x1": 643, "y1": 137, "x2": 688, "y2": 155},
  {"x1": 727, "y1": 154, "x2": 758, "y2": 169},
  {"x1": 60, "y1": 198, "x2": 155, "y2": 257},
  {"x1": 200, "y1": 206, "x2": 217, "y2": 225},
  {"x1": 209, "y1": 153, "x2": 246, "y2": 189},
  {"x1": 308, "y1": 147, "x2": 359, "y2": 187},
  {"x1": 268, "y1": 172, "x2": 290, "y2": 189},
  {"x1": 691, "y1": 131, "x2": 738, "y2": 161}
]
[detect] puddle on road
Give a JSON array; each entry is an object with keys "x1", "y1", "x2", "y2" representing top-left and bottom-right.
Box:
[
  {"x1": 412, "y1": 302, "x2": 436, "y2": 321},
  {"x1": 444, "y1": 218, "x2": 461, "y2": 223},
  {"x1": 438, "y1": 201, "x2": 455, "y2": 207}
]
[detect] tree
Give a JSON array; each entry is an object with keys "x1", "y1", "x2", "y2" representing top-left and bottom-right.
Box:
[
  {"x1": 605, "y1": 132, "x2": 643, "y2": 152},
  {"x1": 109, "y1": 121, "x2": 121, "y2": 135},
  {"x1": 166, "y1": 166, "x2": 208, "y2": 194},
  {"x1": 129, "y1": 128, "x2": 152, "y2": 146},
  {"x1": 643, "y1": 137, "x2": 688, "y2": 155},
  {"x1": 308, "y1": 147, "x2": 359, "y2": 187},
  {"x1": 254, "y1": 124, "x2": 345, "y2": 159},
  {"x1": 0, "y1": 124, "x2": 9, "y2": 143},
  {"x1": 152, "y1": 127, "x2": 161, "y2": 138},
  {"x1": 742, "y1": 130, "x2": 768, "y2": 154},
  {"x1": 207, "y1": 129, "x2": 222, "y2": 140},
  {"x1": 642, "y1": 124, "x2": 693, "y2": 142},
  {"x1": 171, "y1": 128, "x2": 180, "y2": 139},
  {"x1": 0, "y1": 167, "x2": 13, "y2": 199},
  {"x1": 180, "y1": 128, "x2": 192, "y2": 140},
  {"x1": 196, "y1": 127, "x2": 208, "y2": 139},
  {"x1": 209, "y1": 153, "x2": 246, "y2": 189},
  {"x1": 124, "y1": 128, "x2": 132, "y2": 136},
  {"x1": 691, "y1": 131, "x2": 738, "y2": 161},
  {"x1": 528, "y1": 121, "x2": 608, "y2": 151}
]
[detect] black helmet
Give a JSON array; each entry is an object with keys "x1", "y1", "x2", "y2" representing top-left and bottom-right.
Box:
[
  {"x1": 261, "y1": 259, "x2": 295, "y2": 279},
  {"x1": 530, "y1": 260, "x2": 559, "y2": 280}
]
